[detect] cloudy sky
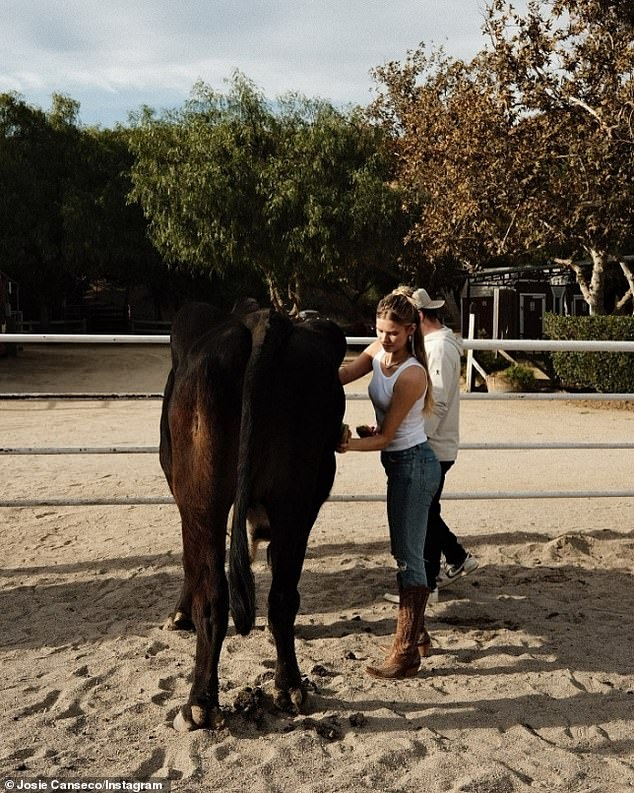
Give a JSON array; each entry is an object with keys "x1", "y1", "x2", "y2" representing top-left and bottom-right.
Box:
[{"x1": 2, "y1": 0, "x2": 489, "y2": 127}]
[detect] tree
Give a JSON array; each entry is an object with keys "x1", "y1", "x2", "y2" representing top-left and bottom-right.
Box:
[
  {"x1": 370, "y1": 48, "x2": 534, "y2": 275},
  {"x1": 129, "y1": 77, "x2": 283, "y2": 305},
  {"x1": 0, "y1": 92, "x2": 80, "y2": 322},
  {"x1": 484, "y1": 0, "x2": 634, "y2": 314},
  {"x1": 63, "y1": 125, "x2": 165, "y2": 302},
  {"x1": 129, "y1": 74, "x2": 409, "y2": 315},
  {"x1": 0, "y1": 92, "x2": 163, "y2": 324},
  {"x1": 261, "y1": 97, "x2": 409, "y2": 312},
  {"x1": 371, "y1": 1, "x2": 634, "y2": 314}
]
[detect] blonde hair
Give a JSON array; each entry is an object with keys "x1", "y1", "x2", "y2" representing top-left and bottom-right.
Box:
[
  {"x1": 391, "y1": 284, "x2": 415, "y2": 299},
  {"x1": 376, "y1": 291, "x2": 434, "y2": 416}
]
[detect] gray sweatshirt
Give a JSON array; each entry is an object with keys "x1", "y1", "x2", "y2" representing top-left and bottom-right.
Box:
[{"x1": 423, "y1": 326, "x2": 464, "y2": 462}]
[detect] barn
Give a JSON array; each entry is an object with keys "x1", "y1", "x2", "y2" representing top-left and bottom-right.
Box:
[{"x1": 461, "y1": 264, "x2": 587, "y2": 340}]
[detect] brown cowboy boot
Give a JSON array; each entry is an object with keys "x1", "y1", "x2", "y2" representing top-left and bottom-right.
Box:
[
  {"x1": 417, "y1": 587, "x2": 432, "y2": 657},
  {"x1": 366, "y1": 586, "x2": 430, "y2": 679}
]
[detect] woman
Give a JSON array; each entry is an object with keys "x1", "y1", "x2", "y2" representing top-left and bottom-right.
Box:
[{"x1": 338, "y1": 292, "x2": 441, "y2": 678}]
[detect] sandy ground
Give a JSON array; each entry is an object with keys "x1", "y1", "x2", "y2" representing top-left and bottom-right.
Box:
[{"x1": 1, "y1": 344, "x2": 633, "y2": 793}]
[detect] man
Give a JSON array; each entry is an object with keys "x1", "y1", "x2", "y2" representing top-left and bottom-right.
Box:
[{"x1": 413, "y1": 287, "x2": 478, "y2": 592}]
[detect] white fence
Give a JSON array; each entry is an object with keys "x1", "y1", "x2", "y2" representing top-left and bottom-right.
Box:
[{"x1": 1, "y1": 333, "x2": 633, "y2": 508}]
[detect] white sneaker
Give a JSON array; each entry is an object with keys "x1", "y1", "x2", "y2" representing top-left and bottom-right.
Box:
[
  {"x1": 383, "y1": 588, "x2": 438, "y2": 605},
  {"x1": 436, "y1": 553, "x2": 479, "y2": 590}
]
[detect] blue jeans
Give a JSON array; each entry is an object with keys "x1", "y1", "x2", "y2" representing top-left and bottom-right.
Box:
[
  {"x1": 381, "y1": 442, "x2": 441, "y2": 589},
  {"x1": 424, "y1": 460, "x2": 468, "y2": 587}
]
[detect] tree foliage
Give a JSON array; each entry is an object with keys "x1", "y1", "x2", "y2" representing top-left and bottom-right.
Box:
[
  {"x1": 484, "y1": 0, "x2": 634, "y2": 313},
  {"x1": 370, "y1": 0, "x2": 634, "y2": 314},
  {"x1": 129, "y1": 74, "x2": 408, "y2": 314},
  {"x1": 371, "y1": 48, "x2": 533, "y2": 272},
  {"x1": 0, "y1": 93, "x2": 75, "y2": 313},
  {"x1": 0, "y1": 92, "x2": 160, "y2": 321}
]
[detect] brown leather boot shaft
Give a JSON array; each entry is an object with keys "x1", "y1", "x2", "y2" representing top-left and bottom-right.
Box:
[
  {"x1": 417, "y1": 587, "x2": 432, "y2": 656},
  {"x1": 366, "y1": 586, "x2": 430, "y2": 679}
]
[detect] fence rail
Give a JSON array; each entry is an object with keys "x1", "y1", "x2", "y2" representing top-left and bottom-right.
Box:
[
  {"x1": 2, "y1": 332, "x2": 634, "y2": 353},
  {"x1": 2, "y1": 391, "x2": 633, "y2": 402},
  {"x1": 1, "y1": 334, "x2": 632, "y2": 508},
  {"x1": 2, "y1": 440, "x2": 634, "y2": 456},
  {"x1": 2, "y1": 490, "x2": 634, "y2": 509}
]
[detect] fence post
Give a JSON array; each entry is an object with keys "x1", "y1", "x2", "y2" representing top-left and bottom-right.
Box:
[{"x1": 465, "y1": 313, "x2": 476, "y2": 392}]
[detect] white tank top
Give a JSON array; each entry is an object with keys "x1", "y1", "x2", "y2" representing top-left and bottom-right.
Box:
[{"x1": 368, "y1": 350, "x2": 428, "y2": 452}]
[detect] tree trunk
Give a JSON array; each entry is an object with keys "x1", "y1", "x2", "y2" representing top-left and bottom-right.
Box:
[
  {"x1": 265, "y1": 275, "x2": 285, "y2": 314},
  {"x1": 568, "y1": 249, "x2": 606, "y2": 315},
  {"x1": 587, "y1": 249, "x2": 607, "y2": 315},
  {"x1": 287, "y1": 276, "x2": 302, "y2": 318},
  {"x1": 616, "y1": 260, "x2": 634, "y2": 315}
]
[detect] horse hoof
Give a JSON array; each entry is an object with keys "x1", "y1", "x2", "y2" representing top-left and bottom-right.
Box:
[
  {"x1": 173, "y1": 709, "x2": 196, "y2": 732},
  {"x1": 173, "y1": 705, "x2": 224, "y2": 732},
  {"x1": 163, "y1": 611, "x2": 194, "y2": 632},
  {"x1": 273, "y1": 685, "x2": 305, "y2": 715},
  {"x1": 289, "y1": 686, "x2": 305, "y2": 713}
]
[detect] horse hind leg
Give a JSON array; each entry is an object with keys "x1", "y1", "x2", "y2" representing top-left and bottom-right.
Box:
[
  {"x1": 173, "y1": 563, "x2": 229, "y2": 732},
  {"x1": 265, "y1": 505, "x2": 316, "y2": 714}
]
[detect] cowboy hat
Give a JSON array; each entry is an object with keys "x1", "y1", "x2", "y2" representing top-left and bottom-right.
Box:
[{"x1": 411, "y1": 288, "x2": 445, "y2": 310}]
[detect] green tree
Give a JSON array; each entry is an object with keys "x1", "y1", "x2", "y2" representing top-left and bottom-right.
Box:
[
  {"x1": 0, "y1": 92, "x2": 162, "y2": 324},
  {"x1": 62, "y1": 124, "x2": 165, "y2": 304},
  {"x1": 262, "y1": 96, "x2": 409, "y2": 312},
  {"x1": 129, "y1": 74, "x2": 409, "y2": 315},
  {"x1": 0, "y1": 92, "x2": 79, "y2": 323},
  {"x1": 129, "y1": 76, "x2": 276, "y2": 300}
]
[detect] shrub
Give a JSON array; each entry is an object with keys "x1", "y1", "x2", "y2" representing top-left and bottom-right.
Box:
[
  {"x1": 503, "y1": 363, "x2": 537, "y2": 391},
  {"x1": 480, "y1": 353, "x2": 510, "y2": 373},
  {"x1": 543, "y1": 314, "x2": 634, "y2": 393}
]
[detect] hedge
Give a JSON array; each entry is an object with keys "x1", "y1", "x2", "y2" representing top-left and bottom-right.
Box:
[{"x1": 543, "y1": 313, "x2": 634, "y2": 393}]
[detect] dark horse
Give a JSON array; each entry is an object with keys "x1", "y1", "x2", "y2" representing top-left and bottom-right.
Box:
[{"x1": 159, "y1": 301, "x2": 346, "y2": 730}]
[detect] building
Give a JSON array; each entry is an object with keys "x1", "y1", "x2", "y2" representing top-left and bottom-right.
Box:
[{"x1": 461, "y1": 264, "x2": 587, "y2": 339}]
